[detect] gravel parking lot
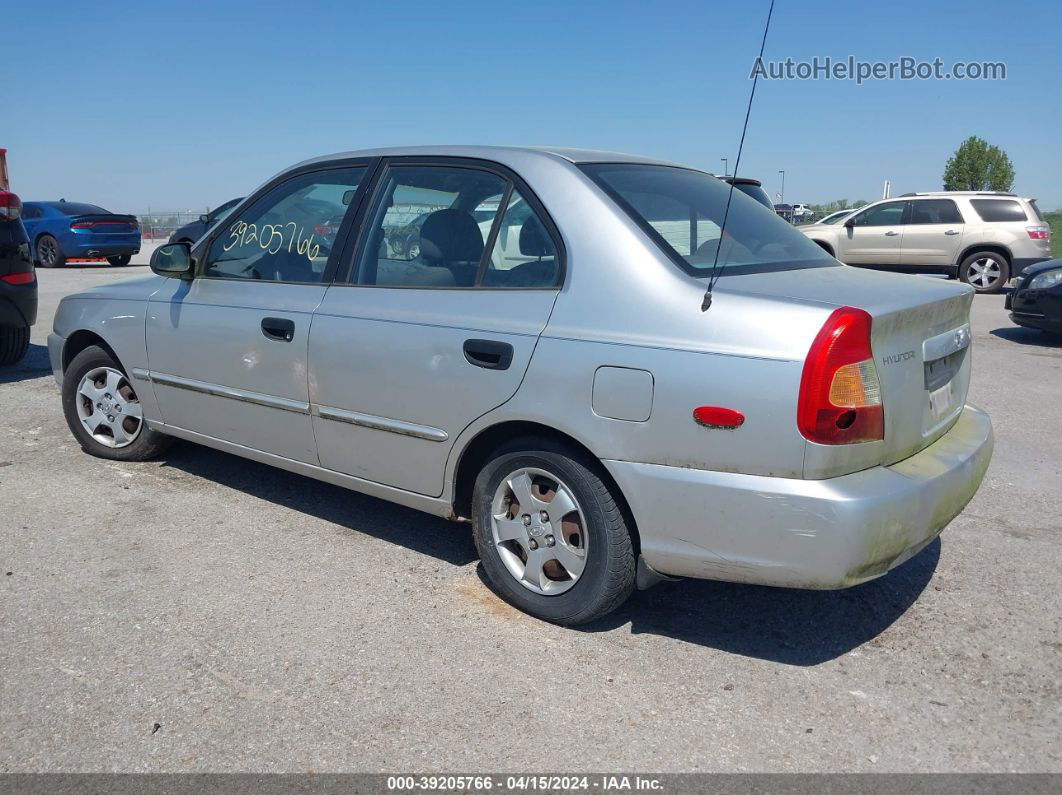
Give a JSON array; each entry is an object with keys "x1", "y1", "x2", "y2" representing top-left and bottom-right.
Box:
[{"x1": 1, "y1": 266, "x2": 1059, "y2": 773}]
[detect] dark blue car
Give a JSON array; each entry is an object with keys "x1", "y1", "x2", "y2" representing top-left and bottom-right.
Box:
[{"x1": 21, "y1": 200, "x2": 140, "y2": 267}]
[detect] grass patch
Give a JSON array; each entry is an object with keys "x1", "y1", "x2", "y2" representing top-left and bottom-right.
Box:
[{"x1": 1046, "y1": 212, "x2": 1062, "y2": 259}]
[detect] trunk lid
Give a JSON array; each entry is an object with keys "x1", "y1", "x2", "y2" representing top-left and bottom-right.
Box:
[
  {"x1": 719, "y1": 264, "x2": 974, "y2": 465},
  {"x1": 70, "y1": 214, "x2": 139, "y2": 235}
]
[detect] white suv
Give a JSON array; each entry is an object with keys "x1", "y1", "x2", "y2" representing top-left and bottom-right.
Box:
[{"x1": 799, "y1": 192, "x2": 1052, "y2": 293}]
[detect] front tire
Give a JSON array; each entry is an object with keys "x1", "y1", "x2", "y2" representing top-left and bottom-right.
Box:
[
  {"x1": 0, "y1": 325, "x2": 30, "y2": 366},
  {"x1": 107, "y1": 255, "x2": 132, "y2": 267},
  {"x1": 959, "y1": 251, "x2": 1009, "y2": 294},
  {"x1": 62, "y1": 345, "x2": 173, "y2": 461},
  {"x1": 36, "y1": 234, "x2": 65, "y2": 268},
  {"x1": 472, "y1": 439, "x2": 636, "y2": 625}
]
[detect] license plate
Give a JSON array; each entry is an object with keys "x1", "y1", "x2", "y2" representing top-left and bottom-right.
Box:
[{"x1": 929, "y1": 380, "x2": 954, "y2": 419}]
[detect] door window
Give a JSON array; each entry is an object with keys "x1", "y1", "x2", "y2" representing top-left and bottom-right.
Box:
[
  {"x1": 354, "y1": 165, "x2": 560, "y2": 288},
  {"x1": 907, "y1": 199, "x2": 963, "y2": 225},
  {"x1": 202, "y1": 167, "x2": 366, "y2": 283},
  {"x1": 851, "y1": 201, "x2": 907, "y2": 227}
]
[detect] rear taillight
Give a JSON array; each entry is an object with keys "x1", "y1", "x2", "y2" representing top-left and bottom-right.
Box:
[
  {"x1": 1027, "y1": 226, "x2": 1050, "y2": 241},
  {"x1": 71, "y1": 221, "x2": 95, "y2": 229},
  {"x1": 798, "y1": 307, "x2": 884, "y2": 445},
  {"x1": 1, "y1": 272, "x2": 35, "y2": 285},
  {"x1": 0, "y1": 191, "x2": 22, "y2": 220}
]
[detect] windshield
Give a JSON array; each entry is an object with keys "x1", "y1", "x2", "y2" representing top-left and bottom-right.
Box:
[
  {"x1": 581, "y1": 164, "x2": 833, "y2": 275},
  {"x1": 823, "y1": 210, "x2": 851, "y2": 224}
]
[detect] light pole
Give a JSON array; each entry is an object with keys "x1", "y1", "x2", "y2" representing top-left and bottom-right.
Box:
[
  {"x1": 721, "y1": 158, "x2": 728, "y2": 176},
  {"x1": 778, "y1": 170, "x2": 786, "y2": 204}
]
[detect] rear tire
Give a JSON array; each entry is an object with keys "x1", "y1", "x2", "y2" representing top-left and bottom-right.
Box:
[
  {"x1": 62, "y1": 345, "x2": 173, "y2": 461},
  {"x1": 36, "y1": 234, "x2": 65, "y2": 268},
  {"x1": 107, "y1": 255, "x2": 132, "y2": 267},
  {"x1": 0, "y1": 325, "x2": 30, "y2": 366},
  {"x1": 471, "y1": 438, "x2": 636, "y2": 625},
  {"x1": 959, "y1": 251, "x2": 1009, "y2": 294}
]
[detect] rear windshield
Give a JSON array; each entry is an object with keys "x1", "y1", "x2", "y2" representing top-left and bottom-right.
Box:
[
  {"x1": 1028, "y1": 200, "x2": 1045, "y2": 223},
  {"x1": 581, "y1": 164, "x2": 833, "y2": 275},
  {"x1": 52, "y1": 202, "x2": 109, "y2": 216},
  {"x1": 731, "y1": 182, "x2": 774, "y2": 210},
  {"x1": 969, "y1": 199, "x2": 1027, "y2": 223}
]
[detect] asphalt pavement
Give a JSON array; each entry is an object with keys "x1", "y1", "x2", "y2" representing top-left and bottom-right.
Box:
[{"x1": 1, "y1": 266, "x2": 1059, "y2": 773}]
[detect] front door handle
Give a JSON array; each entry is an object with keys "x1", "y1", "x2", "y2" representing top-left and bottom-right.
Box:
[
  {"x1": 945, "y1": 229, "x2": 960, "y2": 235},
  {"x1": 261, "y1": 317, "x2": 295, "y2": 342},
  {"x1": 885, "y1": 230, "x2": 900, "y2": 236},
  {"x1": 463, "y1": 339, "x2": 513, "y2": 370}
]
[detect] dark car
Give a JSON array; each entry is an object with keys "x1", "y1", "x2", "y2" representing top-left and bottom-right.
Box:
[
  {"x1": 0, "y1": 190, "x2": 37, "y2": 365},
  {"x1": 1006, "y1": 259, "x2": 1062, "y2": 338},
  {"x1": 21, "y1": 200, "x2": 140, "y2": 267},
  {"x1": 720, "y1": 176, "x2": 774, "y2": 210},
  {"x1": 169, "y1": 197, "x2": 244, "y2": 244}
]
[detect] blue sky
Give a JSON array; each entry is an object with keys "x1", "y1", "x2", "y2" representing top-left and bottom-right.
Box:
[{"x1": 3, "y1": 0, "x2": 1060, "y2": 212}]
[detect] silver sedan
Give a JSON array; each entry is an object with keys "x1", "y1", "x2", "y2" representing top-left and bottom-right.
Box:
[{"x1": 48, "y1": 146, "x2": 992, "y2": 624}]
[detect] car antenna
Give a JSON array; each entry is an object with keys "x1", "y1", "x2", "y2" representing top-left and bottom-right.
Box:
[{"x1": 702, "y1": 0, "x2": 776, "y2": 312}]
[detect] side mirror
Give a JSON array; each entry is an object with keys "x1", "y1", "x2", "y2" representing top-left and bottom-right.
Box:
[
  {"x1": 199, "y1": 214, "x2": 210, "y2": 224},
  {"x1": 844, "y1": 218, "x2": 856, "y2": 228},
  {"x1": 150, "y1": 242, "x2": 194, "y2": 279}
]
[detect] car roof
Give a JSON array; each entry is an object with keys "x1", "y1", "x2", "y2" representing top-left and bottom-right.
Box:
[{"x1": 294, "y1": 145, "x2": 691, "y2": 170}]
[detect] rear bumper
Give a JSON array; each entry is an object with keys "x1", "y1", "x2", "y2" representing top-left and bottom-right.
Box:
[
  {"x1": 605, "y1": 403, "x2": 993, "y2": 589},
  {"x1": 1012, "y1": 256, "x2": 1051, "y2": 278},
  {"x1": 69, "y1": 243, "x2": 140, "y2": 257},
  {"x1": 0, "y1": 280, "x2": 38, "y2": 328}
]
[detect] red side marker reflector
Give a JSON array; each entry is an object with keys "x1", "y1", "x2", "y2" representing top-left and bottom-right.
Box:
[
  {"x1": 1, "y1": 272, "x2": 35, "y2": 285},
  {"x1": 693, "y1": 406, "x2": 745, "y2": 429}
]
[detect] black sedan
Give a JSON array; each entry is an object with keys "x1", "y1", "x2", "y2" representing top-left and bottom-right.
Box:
[{"x1": 1006, "y1": 259, "x2": 1062, "y2": 337}]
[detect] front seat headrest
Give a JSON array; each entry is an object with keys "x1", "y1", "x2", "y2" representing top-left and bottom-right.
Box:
[
  {"x1": 519, "y1": 213, "x2": 551, "y2": 257},
  {"x1": 418, "y1": 209, "x2": 484, "y2": 264}
]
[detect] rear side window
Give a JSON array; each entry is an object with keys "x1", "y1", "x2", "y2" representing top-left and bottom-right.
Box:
[
  {"x1": 907, "y1": 199, "x2": 963, "y2": 225},
  {"x1": 970, "y1": 199, "x2": 1027, "y2": 223},
  {"x1": 581, "y1": 164, "x2": 832, "y2": 275},
  {"x1": 21, "y1": 204, "x2": 43, "y2": 219},
  {"x1": 54, "y1": 203, "x2": 108, "y2": 216}
]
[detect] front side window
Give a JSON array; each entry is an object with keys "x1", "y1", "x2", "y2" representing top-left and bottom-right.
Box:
[
  {"x1": 851, "y1": 201, "x2": 906, "y2": 227},
  {"x1": 580, "y1": 164, "x2": 832, "y2": 275},
  {"x1": 970, "y1": 199, "x2": 1027, "y2": 223},
  {"x1": 203, "y1": 167, "x2": 366, "y2": 282},
  {"x1": 907, "y1": 199, "x2": 963, "y2": 225},
  {"x1": 355, "y1": 165, "x2": 560, "y2": 288}
]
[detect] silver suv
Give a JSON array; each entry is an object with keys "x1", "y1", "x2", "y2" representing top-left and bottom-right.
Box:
[{"x1": 800, "y1": 192, "x2": 1052, "y2": 293}]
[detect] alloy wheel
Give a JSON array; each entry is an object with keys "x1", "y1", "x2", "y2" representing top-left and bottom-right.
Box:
[
  {"x1": 38, "y1": 237, "x2": 58, "y2": 267},
  {"x1": 75, "y1": 367, "x2": 144, "y2": 448},
  {"x1": 967, "y1": 256, "x2": 1002, "y2": 290},
  {"x1": 490, "y1": 467, "x2": 588, "y2": 595}
]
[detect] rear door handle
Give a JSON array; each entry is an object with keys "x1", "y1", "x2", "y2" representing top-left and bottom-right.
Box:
[
  {"x1": 884, "y1": 230, "x2": 900, "y2": 236},
  {"x1": 463, "y1": 339, "x2": 513, "y2": 370},
  {"x1": 945, "y1": 229, "x2": 960, "y2": 235},
  {"x1": 261, "y1": 317, "x2": 295, "y2": 342}
]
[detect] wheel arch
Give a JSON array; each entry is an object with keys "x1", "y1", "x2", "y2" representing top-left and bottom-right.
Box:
[
  {"x1": 957, "y1": 243, "x2": 1012, "y2": 268},
  {"x1": 62, "y1": 329, "x2": 122, "y2": 375},
  {"x1": 450, "y1": 420, "x2": 641, "y2": 556},
  {"x1": 812, "y1": 239, "x2": 835, "y2": 257}
]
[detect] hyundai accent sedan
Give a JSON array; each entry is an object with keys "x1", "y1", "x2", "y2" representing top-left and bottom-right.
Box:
[{"x1": 47, "y1": 146, "x2": 993, "y2": 624}]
